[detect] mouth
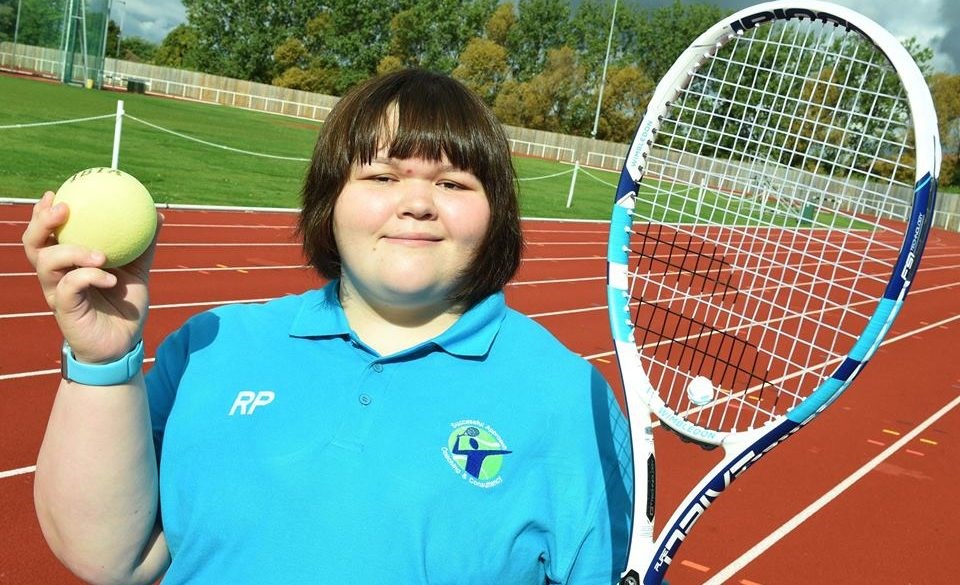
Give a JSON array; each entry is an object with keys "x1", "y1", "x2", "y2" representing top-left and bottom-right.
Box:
[{"x1": 382, "y1": 233, "x2": 443, "y2": 245}]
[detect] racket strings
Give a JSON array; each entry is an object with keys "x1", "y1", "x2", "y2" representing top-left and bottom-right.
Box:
[
  {"x1": 632, "y1": 222, "x2": 739, "y2": 299},
  {"x1": 627, "y1": 222, "x2": 786, "y2": 429},
  {"x1": 631, "y1": 295, "x2": 778, "y2": 432},
  {"x1": 634, "y1": 194, "x2": 866, "y2": 355},
  {"x1": 626, "y1": 17, "x2": 918, "y2": 434}
]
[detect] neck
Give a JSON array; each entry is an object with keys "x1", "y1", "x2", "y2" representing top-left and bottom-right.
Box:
[{"x1": 337, "y1": 280, "x2": 462, "y2": 355}]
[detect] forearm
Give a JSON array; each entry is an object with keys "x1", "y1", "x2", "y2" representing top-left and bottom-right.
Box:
[{"x1": 34, "y1": 372, "x2": 168, "y2": 585}]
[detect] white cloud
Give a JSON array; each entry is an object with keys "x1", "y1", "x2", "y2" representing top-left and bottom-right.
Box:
[
  {"x1": 111, "y1": 0, "x2": 186, "y2": 44},
  {"x1": 830, "y1": 0, "x2": 955, "y2": 71}
]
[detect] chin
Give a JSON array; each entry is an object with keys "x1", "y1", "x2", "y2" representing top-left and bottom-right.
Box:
[{"x1": 379, "y1": 281, "x2": 455, "y2": 306}]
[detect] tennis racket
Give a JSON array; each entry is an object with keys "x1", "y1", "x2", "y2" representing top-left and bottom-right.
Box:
[{"x1": 606, "y1": 2, "x2": 941, "y2": 583}]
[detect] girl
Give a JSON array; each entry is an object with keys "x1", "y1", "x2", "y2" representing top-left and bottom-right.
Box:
[{"x1": 24, "y1": 69, "x2": 631, "y2": 584}]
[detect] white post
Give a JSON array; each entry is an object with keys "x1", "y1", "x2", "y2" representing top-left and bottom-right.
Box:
[
  {"x1": 111, "y1": 99, "x2": 124, "y2": 169},
  {"x1": 566, "y1": 160, "x2": 580, "y2": 208},
  {"x1": 115, "y1": 0, "x2": 126, "y2": 58},
  {"x1": 697, "y1": 176, "x2": 706, "y2": 219}
]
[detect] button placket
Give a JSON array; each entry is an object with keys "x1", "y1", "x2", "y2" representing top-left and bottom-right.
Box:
[{"x1": 359, "y1": 362, "x2": 383, "y2": 405}]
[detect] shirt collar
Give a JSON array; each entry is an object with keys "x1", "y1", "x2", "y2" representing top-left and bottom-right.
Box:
[
  {"x1": 431, "y1": 291, "x2": 506, "y2": 358},
  {"x1": 288, "y1": 281, "x2": 351, "y2": 339},
  {"x1": 288, "y1": 280, "x2": 506, "y2": 358}
]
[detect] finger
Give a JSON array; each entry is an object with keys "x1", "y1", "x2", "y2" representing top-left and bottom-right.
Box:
[
  {"x1": 55, "y1": 266, "x2": 119, "y2": 316},
  {"x1": 22, "y1": 192, "x2": 67, "y2": 266},
  {"x1": 35, "y1": 245, "x2": 109, "y2": 308},
  {"x1": 53, "y1": 266, "x2": 124, "y2": 352}
]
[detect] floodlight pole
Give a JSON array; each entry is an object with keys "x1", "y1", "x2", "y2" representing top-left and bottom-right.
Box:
[
  {"x1": 12, "y1": 0, "x2": 22, "y2": 68},
  {"x1": 60, "y1": 0, "x2": 75, "y2": 84},
  {"x1": 568, "y1": 0, "x2": 619, "y2": 208},
  {"x1": 13, "y1": 0, "x2": 22, "y2": 44},
  {"x1": 591, "y1": 0, "x2": 619, "y2": 140},
  {"x1": 115, "y1": 0, "x2": 126, "y2": 59}
]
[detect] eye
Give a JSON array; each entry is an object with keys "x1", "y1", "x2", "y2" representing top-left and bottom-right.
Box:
[
  {"x1": 438, "y1": 171, "x2": 482, "y2": 192},
  {"x1": 438, "y1": 180, "x2": 466, "y2": 190},
  {"x1": 354, "y1": 168, "x2": 396, "y2": 184}
]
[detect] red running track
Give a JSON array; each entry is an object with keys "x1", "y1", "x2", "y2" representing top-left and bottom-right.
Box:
[{"x1": 1, "y1": 202, "x2": 958, "y2": 584}]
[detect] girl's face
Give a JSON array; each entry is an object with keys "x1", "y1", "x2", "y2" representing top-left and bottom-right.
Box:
[{"x1": 333, "y1": 146, "x2": 491, "y2": 315}]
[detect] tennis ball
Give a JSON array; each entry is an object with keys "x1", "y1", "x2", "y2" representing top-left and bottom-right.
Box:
[
  {"x1": 686, "y1": 375, "x2": 715, "y2": 406},
  {"x1": 53, "y1": 167, "x2": 157, "y2": 268}
]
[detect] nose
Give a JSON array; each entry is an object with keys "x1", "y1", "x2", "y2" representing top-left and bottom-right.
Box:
[{"x1": 398, "y1": 180, "x2": 438, "y2": 220}]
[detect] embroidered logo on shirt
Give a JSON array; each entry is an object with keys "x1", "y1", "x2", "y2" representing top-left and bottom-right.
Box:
[
  {"x1": 228, "y1": 390, "x2": 275, "y2": 416},
  {"x1": 441, "y1": 419, "x2": 512, "y2": 488}
]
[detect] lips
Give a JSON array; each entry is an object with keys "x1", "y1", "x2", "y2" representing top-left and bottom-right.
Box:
[{"x1": 383, "y1": 232, "x2": 443, "y2": 243}]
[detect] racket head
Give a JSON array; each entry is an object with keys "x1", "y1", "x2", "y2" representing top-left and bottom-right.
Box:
[{"x1": 607, "y1": 0, "x2": 941, "y2": 446}]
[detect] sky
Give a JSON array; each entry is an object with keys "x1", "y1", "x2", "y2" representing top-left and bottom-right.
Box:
[
  {"x1": 111, "y1": 0, "x2": 185, "y2": 46},
  {"x1": 115, "y1": 0, "x2": 958, "y2": 74}
]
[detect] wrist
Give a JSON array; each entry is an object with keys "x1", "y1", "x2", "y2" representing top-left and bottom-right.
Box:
[{"x1": 61, "y1": 339, "x2": 145, "y2": 386}]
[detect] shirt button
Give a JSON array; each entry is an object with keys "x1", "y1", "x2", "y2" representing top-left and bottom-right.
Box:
[
  {"x1": 359, "y1": 394, "x2": 372, "y2": 406},
  {"x1": 372, "y1": 363, "x2": 383, "y2": 373}
]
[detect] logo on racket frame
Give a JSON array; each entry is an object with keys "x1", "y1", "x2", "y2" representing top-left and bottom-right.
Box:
[{"x1": 730, "y1": 8, "x2": 865, "y2": 36}]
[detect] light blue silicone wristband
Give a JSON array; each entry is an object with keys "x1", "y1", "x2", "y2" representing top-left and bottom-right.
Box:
[{"x1": 61, "y1": 339, "x2": 145, "y2": 386}]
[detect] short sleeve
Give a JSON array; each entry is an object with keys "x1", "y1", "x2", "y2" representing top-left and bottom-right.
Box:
[
  {"x1": 144, "y1": 311, "x2": 220, "y2": 456},
  {"x1": 557, "y1": 368, "x2": 633, "y2": 584}
]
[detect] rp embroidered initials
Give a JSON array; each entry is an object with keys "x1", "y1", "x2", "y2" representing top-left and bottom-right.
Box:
[{"x1": 229, "y1": 390, "x2": 275, "y2": 416}]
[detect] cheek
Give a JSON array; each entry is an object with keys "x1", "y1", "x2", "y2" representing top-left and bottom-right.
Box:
[
  {"x1": 333, "y1": 188, "x2": 389, "y2": 242},
  {"x1": 442, "y1": 195, "x2": 491, "y2": 244}
]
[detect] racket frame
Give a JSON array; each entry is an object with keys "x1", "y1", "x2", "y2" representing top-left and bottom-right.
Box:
[{"x1": 608, "y1": 2, "x2": 941, "y2": 583}]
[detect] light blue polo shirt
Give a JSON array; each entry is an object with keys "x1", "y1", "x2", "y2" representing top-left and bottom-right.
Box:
[{"x1": 146, "y1": 280, "x2": 632, "y2": 584}]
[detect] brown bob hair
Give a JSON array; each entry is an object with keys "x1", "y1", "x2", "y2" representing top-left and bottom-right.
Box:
[{"x1": 297, "y1": 69, "x2": 523, "y2": 309}]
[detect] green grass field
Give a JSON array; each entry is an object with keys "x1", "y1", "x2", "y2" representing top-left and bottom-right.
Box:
[
  {"x1": 633, "y1": 182, "x2": 874, "y2": 230},
  {"x1": 0, "y1": 74, "x2": 619, "y2": 220}
]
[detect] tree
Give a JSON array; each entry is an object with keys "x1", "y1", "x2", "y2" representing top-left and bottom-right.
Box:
[
  {"x1": 376, "y1": 55, "x2": 405, "y2": 76},
  {"x1": 0, "y1": 1, "x2": 15, "y2": 43},
  {"x1": 494, "y1": 46, "x2": 590, "y2": 135},
  {"x1": 506, "y1": 0, "x2": 571, "y2": 81},
  {"x1": 181, "y1": 0, "x2": 316, "y2": 83},
  {"x1": 118, "y1": 37, "x2": 157, "y2": 63},
  {"x1": 902, "y1": 36, "x2": 935, "y2": 79},
  {"x1": 384, "y1": 0, "x2": 496, "y2": 72},
  {"x1": 596, "y1": 65, "x2": 654, "y2": 142},
  {"x1": 321, "y1": 0, "x2": 408, "y2": 92},
  {"x1": 452, "y1": 37, "x2": 509, "y2": 106},
  {"x1": 273, "y1": 38, "x2": 308, "y2": 71},
  {"x1": 485, "y1": 2, "x2": 514, "y2": 46},
  {"x1": 6, "y1": 0, "x2": 61, "y2": 47},
  {"x1": 272, "y1": 35, "x2": 339, "y2": 94},
  {"x1": 636, "y1": 1, "x2": 726, "y2": 82},
  {"x1": 930, "y1": 73, "x2": 960, "y2": 186},
  {"x1": 105, "y1": 20, "x2": 120, "y2": 58},
  {"x1": 567, "y1": 0, "x2": 612, "y2": 77},
  {"x1": 272, "y1": 13, "x2": 339, "y2": 94},
  {"x1": 154, "y1": 24, "x2": 201, "y2": 70}
]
